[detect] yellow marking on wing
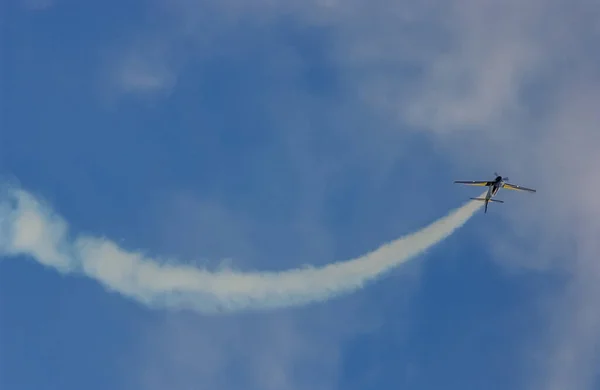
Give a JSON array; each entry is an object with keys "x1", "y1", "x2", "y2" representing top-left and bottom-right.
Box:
[
  {"x1": 455, "y1": 181, "x2": 489, "y2": 186},
  {"x1": 504, "y1": 184, "x2": 523, "y2": 190}
]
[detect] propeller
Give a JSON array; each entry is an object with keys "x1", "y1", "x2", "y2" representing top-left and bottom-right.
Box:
[{"x1": 494, "y1": 172, "x2": 509, "y2": 181}]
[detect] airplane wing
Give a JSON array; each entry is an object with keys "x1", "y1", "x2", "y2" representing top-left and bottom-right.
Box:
[
  {"x1": 503, "y1": 183, "x2": 536, "y2": 192},
  {"x1": 454, "y1": 180, "x2": 492, "y2": 186}
]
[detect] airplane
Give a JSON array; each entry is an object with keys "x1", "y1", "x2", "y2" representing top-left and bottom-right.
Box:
[{"x1": 454, "y1": 172, "x2": 536, "y2": 213}]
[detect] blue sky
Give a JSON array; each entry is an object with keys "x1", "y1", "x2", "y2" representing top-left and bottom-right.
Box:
[{"x1": 1, "y1": 1, "x2": 600, "y2": 390}]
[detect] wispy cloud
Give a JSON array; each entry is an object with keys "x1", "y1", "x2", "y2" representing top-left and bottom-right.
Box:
[
  {"x1": 128, "y1": 308, "x2": 360, "y2": 390},
  {"x1": 100, "y1": 36, "x2": 179, "y2": 99},
  {"x1": 20, "y1": 0, "x2": 53, "y2": 11},
  {"x1": 0, "y1": 186, "x2": 482, "y2": 313},
  {"x1": 10, "y1": 0, "x2": 599, "y2": 387},
  {"x1": 104, "y1": 0, "x2": 600, "y2": 388}
]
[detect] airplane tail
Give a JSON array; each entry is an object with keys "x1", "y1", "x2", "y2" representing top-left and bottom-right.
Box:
[
  {"x1": 470, "y1": 197, "x2": 503, "y2": 214},
  {"x1": 470, "y1": 197, "x2": 503, "y2": 203}
]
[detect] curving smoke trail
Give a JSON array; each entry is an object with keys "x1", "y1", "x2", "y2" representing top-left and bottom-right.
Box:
[{"x1": 0, "y1": 187, "x2": 485, "y2": 313}]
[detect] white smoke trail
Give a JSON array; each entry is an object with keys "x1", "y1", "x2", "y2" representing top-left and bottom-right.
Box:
[{"x1": 0, "y1": 186, "x2": 485, "y2": 313}]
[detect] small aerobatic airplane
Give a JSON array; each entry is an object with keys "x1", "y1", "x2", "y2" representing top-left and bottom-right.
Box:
[{"x1": 454, "y1": 172, "x2": 536, "y2": 213}]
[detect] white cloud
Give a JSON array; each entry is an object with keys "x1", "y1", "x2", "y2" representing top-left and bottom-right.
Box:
[{"x1": 403, "y1": 0, "x2": 543, "y2": 131}]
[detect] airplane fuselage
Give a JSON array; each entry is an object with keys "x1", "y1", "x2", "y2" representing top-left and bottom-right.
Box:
[
  {"x1": 481, "y1": 176, "x2": 504, "y2": 213},
  {"x1": 485, "y1": 176, "x2": 504, "y2": 200}
]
